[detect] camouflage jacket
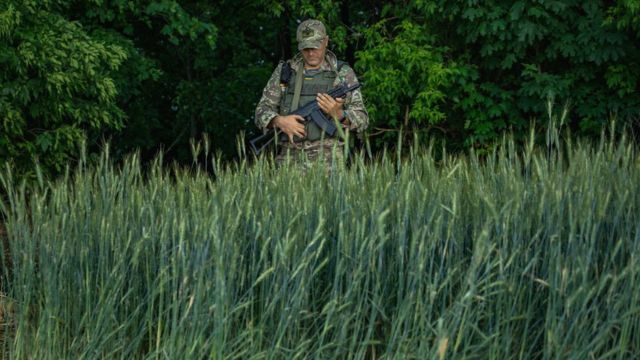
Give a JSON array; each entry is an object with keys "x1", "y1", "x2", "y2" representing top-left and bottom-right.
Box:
[{"x1": 254, "y1": 50, "x2": 369, "y2": 137}]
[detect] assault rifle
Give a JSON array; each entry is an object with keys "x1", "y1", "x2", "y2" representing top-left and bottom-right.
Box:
[{"x1": 249, "y1": 83, "x2": 361, "y2": 155}]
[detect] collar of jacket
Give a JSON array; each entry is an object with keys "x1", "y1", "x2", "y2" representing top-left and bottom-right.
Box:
[{"x1": 289, "y1": 50, "x2": 339, "y2": 72}]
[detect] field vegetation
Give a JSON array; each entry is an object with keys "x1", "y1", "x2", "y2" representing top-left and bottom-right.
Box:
[{"x1": 1, "y1": 128, "x2": 638, "y2": 359}]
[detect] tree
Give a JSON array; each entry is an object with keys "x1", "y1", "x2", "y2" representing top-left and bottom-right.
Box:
[
  {"x1": 353, "y1": 1, "x2": 640, "y2": 148},
  {"x1": 0, "y1": 0, "x2": 128, "y2": 176}
]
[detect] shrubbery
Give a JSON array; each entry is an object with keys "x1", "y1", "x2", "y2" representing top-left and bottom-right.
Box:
[{"x1": 1, "y1": 1, "x2": 638, "y2": 179}]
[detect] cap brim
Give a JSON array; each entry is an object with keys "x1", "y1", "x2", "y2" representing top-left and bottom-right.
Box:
[{"x1": 298, "y1": 40, "x2": 323, "y2": 51}]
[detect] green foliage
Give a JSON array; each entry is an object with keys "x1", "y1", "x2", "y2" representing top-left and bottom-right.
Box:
[
  {"x1": 0, "y1": 0, "x2": 223, "y2": 178},
  {"x1": 146, "y1": 1, "x2": 217, "y2": 48},
  {"x1": 353, "y1": 1, "x2": 639, "y2": 147},
  {"x1": 434, "y1": 0, "x2": 640, "y2": 142},
  {"x1": 0, "y1": 1, "x2": 128, "y2": 176},
  {"x1": 607, "y1": 0, "x2": 640, "y2": 35},
  {"x1": 1, "y1": 0, "x2": 639, "y2": 180},
  {"x1": 357, "y1": 20, "x2": 458, "y2": 135}
]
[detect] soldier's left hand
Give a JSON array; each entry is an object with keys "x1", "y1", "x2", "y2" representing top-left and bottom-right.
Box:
[{"x1": 317, "y1": 93, "x2": 345, "y2": 121}]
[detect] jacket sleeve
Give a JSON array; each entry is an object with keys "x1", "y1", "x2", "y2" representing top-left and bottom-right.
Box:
[
  {"x1": 254, "y1": 62, "x2": 284, "y2": 130},
  {"x1": 336, "y1": 65, "x2": 369, "y2": 133}
]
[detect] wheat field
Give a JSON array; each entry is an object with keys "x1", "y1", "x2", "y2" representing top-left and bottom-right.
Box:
[{"x1": 1, "y1": 132, "x2": 639, "y2": 359}]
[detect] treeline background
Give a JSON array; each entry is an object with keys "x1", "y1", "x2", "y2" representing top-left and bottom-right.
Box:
[{"x1": 1, "y1": 0, "x2": 639, "y2": 177}]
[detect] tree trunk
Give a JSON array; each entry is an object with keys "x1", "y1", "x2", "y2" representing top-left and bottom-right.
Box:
[
  {"x1": 340, "y1": 0, "x2": 355, "y2": 65},
  {"x1": 186, "y1": 59, "x2": 198, "y2": 139},
  {"x1": 279, "y1": 5, "x2": 293, "y2": 60}
]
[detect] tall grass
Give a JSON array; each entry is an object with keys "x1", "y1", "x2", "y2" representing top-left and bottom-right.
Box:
[{"x1": 0, "y1": 131, "x2": 639, "y2": 359}]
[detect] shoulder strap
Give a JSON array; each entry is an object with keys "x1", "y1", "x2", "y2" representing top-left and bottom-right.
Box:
[
  {"x1": 337, "y1": 60, "x2": 348, "y2": 72},
  {"x1": 279, "y1": 60, "x2": 293, "y2": 85},
  {"x1": 291, "y1": 62, "x2": 304, "y2": 111}
]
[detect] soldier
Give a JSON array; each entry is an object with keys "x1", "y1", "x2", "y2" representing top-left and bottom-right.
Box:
[{"x1": 254, "y1": 19, "x2": 369, "y2": 170}]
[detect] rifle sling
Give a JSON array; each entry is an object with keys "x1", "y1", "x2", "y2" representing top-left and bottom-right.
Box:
[{"x1": 291, "y1": 62, "x2": 304, "y2": 111}]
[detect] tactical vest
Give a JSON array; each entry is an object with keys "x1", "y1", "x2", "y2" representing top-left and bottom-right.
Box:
[{"x1": 279, "y1": 66, "x2": 337, "y2": 142}]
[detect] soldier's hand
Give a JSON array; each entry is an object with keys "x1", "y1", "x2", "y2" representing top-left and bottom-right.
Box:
[
  {"x1": 317, "y1": 93, "x2": 345, "y2": 121},
  {"x1": 272, "y1": 114, "x2": 306, "y2": 143}
]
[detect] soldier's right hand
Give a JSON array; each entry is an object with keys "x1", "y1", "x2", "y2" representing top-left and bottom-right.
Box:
[{"x1": 272, "y1": 114, "x2": 306, "y2": 143}]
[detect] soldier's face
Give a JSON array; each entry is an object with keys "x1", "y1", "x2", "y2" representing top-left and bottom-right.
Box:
[{"x1": 301, "y1": 37, "x2": 328, "y2": 69}]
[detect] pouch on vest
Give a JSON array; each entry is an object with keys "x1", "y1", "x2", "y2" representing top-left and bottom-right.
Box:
[{"x1": 280, "y1": 68, "x2": 337, "y2": 142}]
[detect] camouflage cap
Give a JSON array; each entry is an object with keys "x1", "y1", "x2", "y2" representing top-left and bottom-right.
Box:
[{"x1": 296, "y1": 19, "x2": 327, "y2": 50}]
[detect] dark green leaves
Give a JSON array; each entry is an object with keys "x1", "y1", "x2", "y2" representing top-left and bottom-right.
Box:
[{"x1": 1, "y1": 2, "x2": 128, "y2": 176}]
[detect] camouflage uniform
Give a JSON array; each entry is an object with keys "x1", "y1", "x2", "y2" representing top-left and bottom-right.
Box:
[{"x1": 254, "y1": 21, "x2": 369, "y2": 171}]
